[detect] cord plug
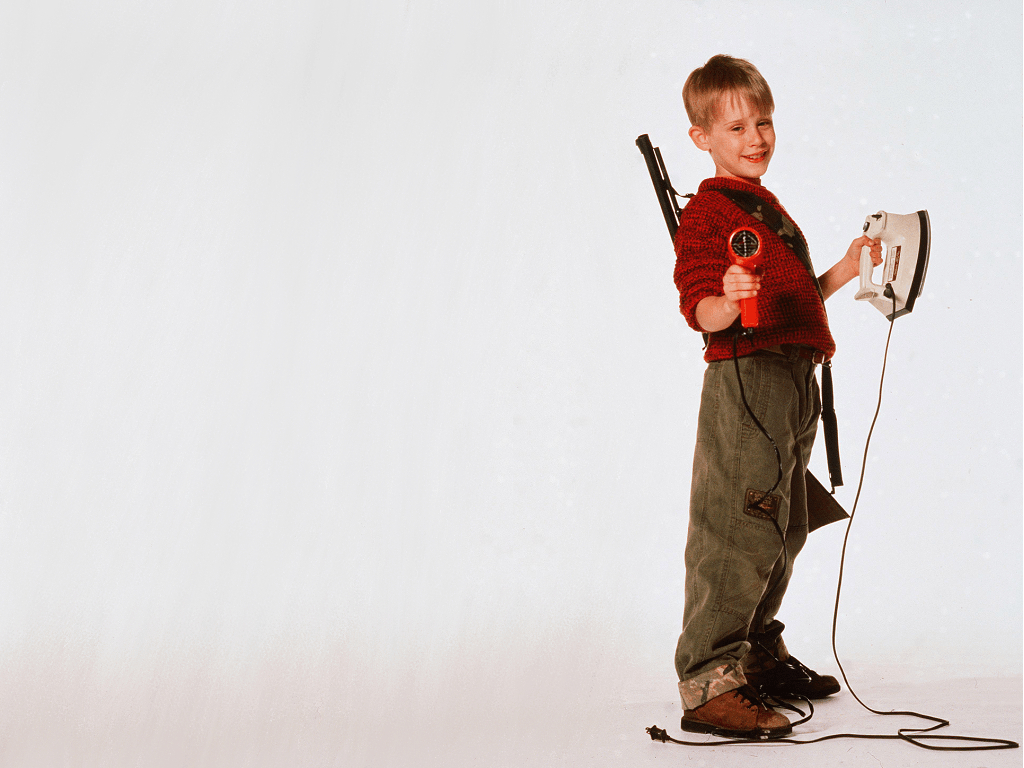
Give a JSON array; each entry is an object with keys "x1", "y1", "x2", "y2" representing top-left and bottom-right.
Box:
[{"x1": 646, "y1": 725, "x2": 670, "y2": 742}]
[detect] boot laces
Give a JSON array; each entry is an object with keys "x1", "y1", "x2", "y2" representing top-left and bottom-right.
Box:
[
  {"x1": 733, "y1": 685, "x2": 770, "y2": 713},
  {"x1": 781, "y1": 655, "x2": 815, "y2": 681}
]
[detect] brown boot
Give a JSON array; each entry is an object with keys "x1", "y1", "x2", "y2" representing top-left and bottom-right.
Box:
[{"x1": 680, "y1": 684, "x2": 792, "y2": 739}]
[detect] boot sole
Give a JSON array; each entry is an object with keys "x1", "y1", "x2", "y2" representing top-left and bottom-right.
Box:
[
  {"x1": 680, "y1": 716, "x2": 792, "y2": 740},
  {"x1": 762, "y1": 681, "x2": 841, "y2": 699}
]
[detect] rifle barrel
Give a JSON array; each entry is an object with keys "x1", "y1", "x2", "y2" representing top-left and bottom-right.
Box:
[{"x1": 636, "y1": 134, "x2": 681, "y2": 242}]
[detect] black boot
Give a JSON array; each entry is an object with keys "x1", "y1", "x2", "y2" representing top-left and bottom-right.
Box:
[{"x1": 742, "y1": 637, "x2": 840, "y2": 700}]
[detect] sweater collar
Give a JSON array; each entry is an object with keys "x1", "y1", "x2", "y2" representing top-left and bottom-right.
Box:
[{"x1": 698, "y1": 176, "x2": 778, "y2": 206}]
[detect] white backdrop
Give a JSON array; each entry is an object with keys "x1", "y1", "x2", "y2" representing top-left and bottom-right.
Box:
[{"x1": 0, "y1": 0, "x2": 1019, "y2": 765}]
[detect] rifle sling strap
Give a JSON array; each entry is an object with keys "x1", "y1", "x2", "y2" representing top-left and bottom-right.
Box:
[{"x1": 715, "y1": 188, "x2": 844, "y2": 492}]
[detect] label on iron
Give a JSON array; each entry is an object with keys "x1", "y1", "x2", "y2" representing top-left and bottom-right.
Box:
[{"x1": 885, "y1": 245, "x2": 902, "y2": 283}]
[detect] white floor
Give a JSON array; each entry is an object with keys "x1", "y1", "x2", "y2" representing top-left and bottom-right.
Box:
[{"x1": 0, "y1": 654, "x2": 1017, "y2": 767}]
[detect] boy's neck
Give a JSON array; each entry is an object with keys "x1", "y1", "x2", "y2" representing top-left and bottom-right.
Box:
[{"x1": 715, "y1": 171, "x2": 763, "y2": 186}]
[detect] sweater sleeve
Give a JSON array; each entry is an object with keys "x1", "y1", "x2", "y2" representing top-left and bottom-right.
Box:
[{"x1": 672, "y1": 194, "x2": 733, "y2": 333}]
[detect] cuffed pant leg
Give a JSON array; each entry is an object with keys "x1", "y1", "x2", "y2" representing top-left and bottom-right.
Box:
[{"x1": 675, "y1": 353, "x2": 819, "y2": 708}]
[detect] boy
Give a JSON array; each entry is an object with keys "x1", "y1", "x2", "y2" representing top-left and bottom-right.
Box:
[{"x1": 672, "y1": 54, "x2": 882, "y2": 738}]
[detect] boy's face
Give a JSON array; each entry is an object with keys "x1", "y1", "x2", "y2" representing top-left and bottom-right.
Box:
[{"x1": 688, "y1": 92, "x2": 775, "y2": 183}]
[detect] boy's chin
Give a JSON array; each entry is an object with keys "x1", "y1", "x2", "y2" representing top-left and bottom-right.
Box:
[
  {"x1": 739, "y1": 161, "x2": 771, "y2": 179},
  {"x1": 718, "y1": 168, "x2": 768, "y2": 183}
]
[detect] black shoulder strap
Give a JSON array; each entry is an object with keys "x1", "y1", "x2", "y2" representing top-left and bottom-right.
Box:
[
  {"x1": 716, "y1": 188, "x2": 844, "y2": 492},
  {"x1": 715, "y1": 188, "x2": 825, "y2": 305}
]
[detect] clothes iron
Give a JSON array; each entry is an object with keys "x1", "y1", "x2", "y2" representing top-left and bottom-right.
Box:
[{"x1": 854, "y1": 210, "x2": 931, "y2": 319}]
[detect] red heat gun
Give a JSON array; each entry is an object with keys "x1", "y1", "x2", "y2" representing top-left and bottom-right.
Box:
[{"x1": 728, "y1": 227, "x2": 763, "y2": 328}]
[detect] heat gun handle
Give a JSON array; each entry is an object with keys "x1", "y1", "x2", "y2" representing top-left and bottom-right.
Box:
[
  {"x1": 727, "y1": 227, "x2": 763, "y2": 329},
  {"x1": 729, "y1": 257, "x2": 761, "y2": 328},
  {"x1": 739, "y1": 296, "x2": 759, "y2": 328}
]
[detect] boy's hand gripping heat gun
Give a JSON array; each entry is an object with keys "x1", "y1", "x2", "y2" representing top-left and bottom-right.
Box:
[{"x1": 728, "y1": 227, "x2": 763, "y2": 328}]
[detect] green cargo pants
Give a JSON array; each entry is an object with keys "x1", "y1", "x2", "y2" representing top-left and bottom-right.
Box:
[{"x1": 675, "y1": 347, "x2": 821, "y2": 710}]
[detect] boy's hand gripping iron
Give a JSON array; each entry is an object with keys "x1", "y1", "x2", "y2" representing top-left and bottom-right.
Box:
[
  {"x1": 728, "y1": 227, "x2": 763, "y2": 329},
  {"x1": 854, "y1": 210, "x2": 931, "y2": 319}
]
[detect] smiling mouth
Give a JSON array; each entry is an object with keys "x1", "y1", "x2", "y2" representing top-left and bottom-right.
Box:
[{"x1": 744, "y1": 152, "x2": 768, "y2": 162}]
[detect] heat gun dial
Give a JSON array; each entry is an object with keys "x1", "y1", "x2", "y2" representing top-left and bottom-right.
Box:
[{"x1": 730, "y1": 229, "x2": 760, "y2": 259}]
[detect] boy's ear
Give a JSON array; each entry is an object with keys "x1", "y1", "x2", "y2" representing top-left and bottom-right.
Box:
[{"x1": 688, "y1": 124, "x2": 710, "y2": 152}]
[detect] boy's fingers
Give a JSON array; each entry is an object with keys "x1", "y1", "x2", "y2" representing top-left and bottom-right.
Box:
[
  {"x1": 726, "y1": 278, "x2": 758, "y2": 289},
  {"x1": 726, "y1": 290, "x2": 757, "y2": 303},
  {"x1": 724, "y1": 265, "x2": 760, "y2": 303},
  {"x1": 726, "y1": 272, "x2": 759, "y2": 283}
]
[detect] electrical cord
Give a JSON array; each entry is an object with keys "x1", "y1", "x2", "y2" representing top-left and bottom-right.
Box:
[
  {"x1": 825, "y1": 288, "x2": 1019, "y2": 751},
  {"x1": 648, "y1": 292, "x2": 1020, "y2": 751}
]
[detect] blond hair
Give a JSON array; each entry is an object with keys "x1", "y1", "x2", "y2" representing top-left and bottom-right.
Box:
[{"x1": 682, "y1": 55, "x2": 774, "y2": 130}]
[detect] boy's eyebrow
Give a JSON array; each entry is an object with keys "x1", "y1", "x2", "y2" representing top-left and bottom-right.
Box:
[{"x1": 722, "y1": 114, "x2": 772, "y2": 126}]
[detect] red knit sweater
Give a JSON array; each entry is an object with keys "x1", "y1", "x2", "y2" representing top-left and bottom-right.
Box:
[{"x1": 673, "y1": 177, "x2": 836, "y2": 362}]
